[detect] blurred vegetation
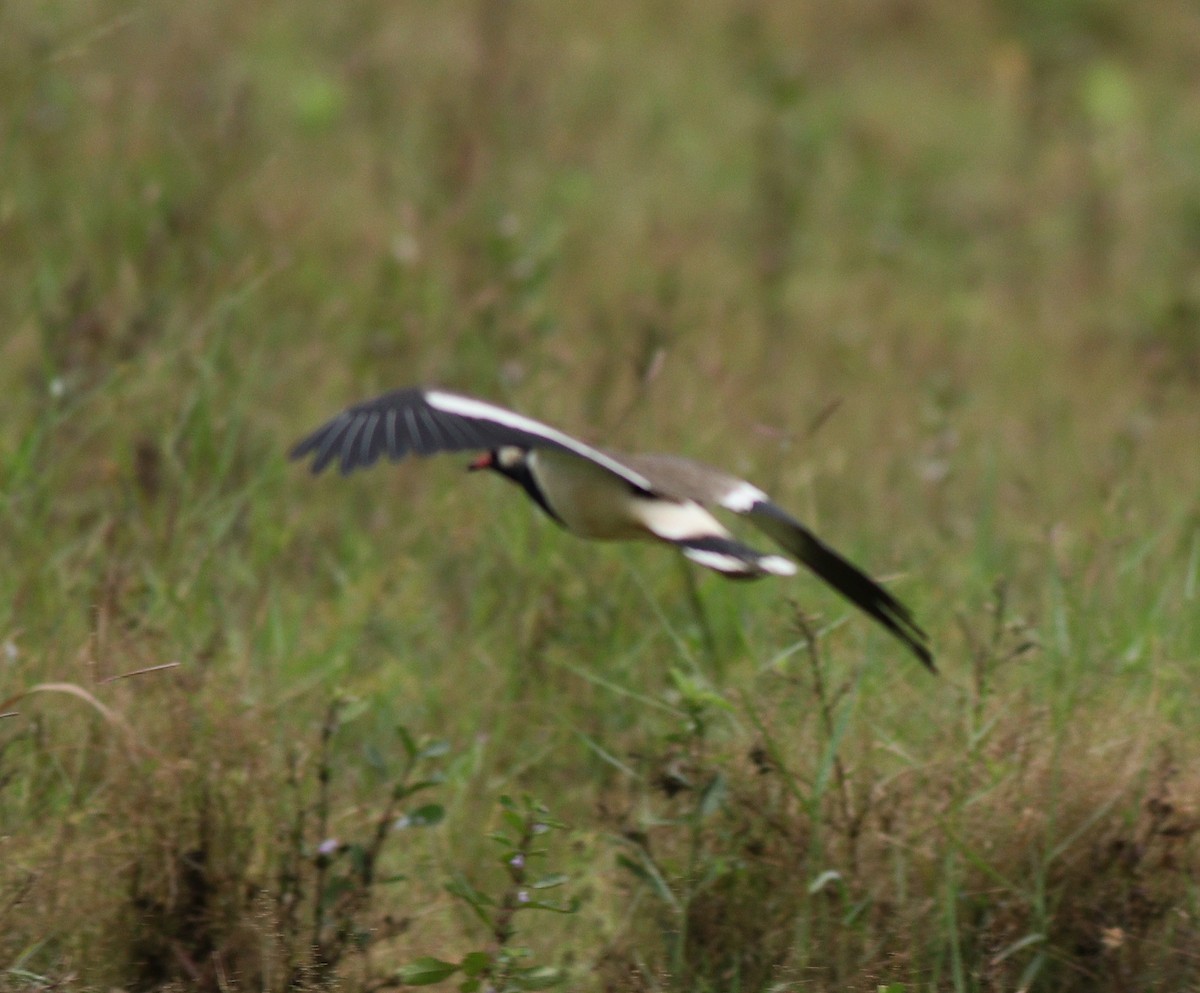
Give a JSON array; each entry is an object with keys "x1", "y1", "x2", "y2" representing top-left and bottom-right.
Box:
[{"x1": 2, "y1": 0, "x2": 1199, "y2": 990}]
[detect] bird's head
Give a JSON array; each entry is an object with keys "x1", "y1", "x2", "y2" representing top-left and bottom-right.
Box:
[{"x1": 468, "y1": 446, "x2": 528, "y2": 481}]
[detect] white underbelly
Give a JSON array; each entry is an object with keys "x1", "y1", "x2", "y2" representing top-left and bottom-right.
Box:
[{"x1": 531, "y1": 449, "x2": 729, "y2": 542}]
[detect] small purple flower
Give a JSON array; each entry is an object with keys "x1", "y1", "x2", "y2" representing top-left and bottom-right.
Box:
[
  {"x1": 317, "y1": 838, "x2": 340, "y2": 856},
  {"x1": 509, "y1": 853, "x2": 525, "y2": 870},
  {"x1": 517, "y1": 890, "x2": 530, "y2": 904}
]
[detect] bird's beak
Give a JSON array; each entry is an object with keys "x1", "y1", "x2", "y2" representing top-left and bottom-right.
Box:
[{"x1": 467, "y1": 452, "x2": 493, "y2": 472}]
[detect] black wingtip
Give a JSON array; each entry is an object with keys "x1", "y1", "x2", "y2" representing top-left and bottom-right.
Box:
[
  {"x1": 288, "y1": 409, "x2": 364, "y2": 477},
  {"x1": 853, "y1": 590, "x2": 935, "y2": 673},
  {"x1": 287, "y1": 434, "x2": 326, "y2": 473},
  {"x1": 748, "y1": 500, "x2": 935, "y2": 672},
  {"x1": 864, "y1": 585, "x2": 935, "y2": 673},
  {"x1": 910, "y1": 638, "x2": 937, "y2": 675},
  {"x1": 878, "y1": 595, "x2": 935, "y2": 673}
]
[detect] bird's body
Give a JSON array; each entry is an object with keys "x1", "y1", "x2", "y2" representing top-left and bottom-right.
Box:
[
  {"x1": 523, "y1": 448, "x2": 767, "y2": 555},
  {"x1": 527, "y1": 447, "x2": 654, "y2": 541},
  {"x1": 291, "y1": 387, "x2": 933, "y2": 670}
]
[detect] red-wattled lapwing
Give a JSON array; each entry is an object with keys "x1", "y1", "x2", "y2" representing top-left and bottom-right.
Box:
[{"x1": 291, "y1": 387, "x2": 933, "y2": 670}]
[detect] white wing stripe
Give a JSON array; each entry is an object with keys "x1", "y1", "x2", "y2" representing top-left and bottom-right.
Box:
[
  {"x1": 720, "y1": 480, "x2": 768, "y2": 512},
  {"x1": 682, "y1": 548, "x2": 759, "y2": 575},
  {"x1": 758, "y1": 555, "x2": 799, "y2": 576},
  {"x1": 426, "y1": 390, "x2": 652, "y2": 490}
]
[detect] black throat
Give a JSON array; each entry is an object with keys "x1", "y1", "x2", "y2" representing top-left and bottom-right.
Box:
[{"x1": 493, "y1": 457, "x2": 566, "y2": 528}]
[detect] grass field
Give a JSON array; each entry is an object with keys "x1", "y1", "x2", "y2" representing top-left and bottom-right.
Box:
[{"x1": 3, "y1": 0, "x2": 1200, "y2": 990}]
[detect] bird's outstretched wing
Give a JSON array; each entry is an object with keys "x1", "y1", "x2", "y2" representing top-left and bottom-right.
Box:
[
  {"x1": 618, "y1": 453, "x2": 934, "y2": 671},
  {"x1": 289, "y1": 387, "x2": 653, "y2": 490}
]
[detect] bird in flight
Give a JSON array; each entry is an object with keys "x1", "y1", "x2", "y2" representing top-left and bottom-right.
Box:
[{"x1": 291, "y1": 387, "x2": 933, "y2": 670}]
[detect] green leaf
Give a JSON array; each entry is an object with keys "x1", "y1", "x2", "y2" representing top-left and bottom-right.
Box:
[
  {"x1": 522, "y1": 896, "x2": 580, "y2": 915},
  {"x1": 460, "y1": 951, "x2": 492, "y2": 977},
  {"x1": 396, "y1": 724, "x2": 418, "y2": 761},
  {"x1": 406, "y1": 803, "x2": 445, "y2": 828},
  {"x1": 446, "y1": 874, "x2": 496, "y2": 925},
  {"x1": 446, "y1": 875, "x2": 494, "y2": 905},
  {"x1": 668, "y1": 668, "x2": 734, "y2": 713},
  {"x1": 530, "y1": 872, "x2": 568, "y2": 890},
  {"x1": 400, "y1": 775, "x2": 447, "y2": 798},
  {"x1": 399, "y1": 957, "x2": 460, "y2": 985},
  {"x1": 616, "y1": 854, "x2": 650, "y2": 884}
]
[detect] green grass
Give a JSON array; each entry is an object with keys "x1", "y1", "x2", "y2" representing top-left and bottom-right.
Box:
[{"x1": 3, "y1": 0, "x2": 1200, "y2": 990}]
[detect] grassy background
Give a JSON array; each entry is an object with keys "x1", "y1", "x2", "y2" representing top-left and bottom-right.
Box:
[{"x1": 3, "y1": 0, "x2": 1200, "y2": 989}]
